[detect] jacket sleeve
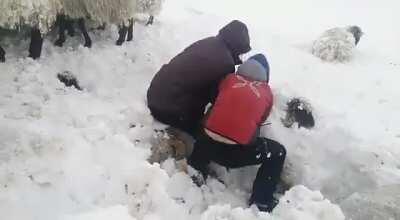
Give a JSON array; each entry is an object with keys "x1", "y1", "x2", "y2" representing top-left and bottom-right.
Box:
[
  {"x1": 261, "y1": 103, "x2": 272, "y2": 123},
  {"x1": 260, "y1": 92, "x2": 274, "y2": 123},
  {"x1": 210, "y1": 74, "x2": 234, "y2": 104},
  {"x1": 209, "y1": 84, "x2": 219, "y2": 104}
]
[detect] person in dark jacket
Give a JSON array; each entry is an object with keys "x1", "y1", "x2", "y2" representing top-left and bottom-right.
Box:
[
  {"x1": 188, "y1": 54, "x2": 287, "y2": 213},
  {"x1": 147, "y1": 20, "x2": 251, "y2": 135}
]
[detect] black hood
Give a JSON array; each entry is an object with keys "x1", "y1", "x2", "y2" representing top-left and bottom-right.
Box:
[{"x1": 218, "y1": 20, "x2": 251, "y2": 64}]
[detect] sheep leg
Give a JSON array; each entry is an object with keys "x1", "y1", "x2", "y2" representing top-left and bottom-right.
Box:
[
  {"x1": 0, "y1": 45, "x2": 5, "y2": 62},
  {"x1": 127, "y1": 18, "x2": 134, "y2": 42},
  {"x1": 146, "y1": 15, "x2": 154, "y2": 26},
  {"x1": 78, "y1": 18, "x2": 92, "y2": 48},
  {"x1": 28, "y1": 28, "x2": 43, "y2": 60},
  {"x1": 116, "y1": 24, "x2": 128, "y2": 46},
  {"x1": 97, "y1": 23, "x2": 106, "y2": 30},
  {"x1": 54, "y1": 14, "x2": 67, "y2": 47},
  {"x1": 66, "y1": 19, "x2": 75, "y2": 37}
]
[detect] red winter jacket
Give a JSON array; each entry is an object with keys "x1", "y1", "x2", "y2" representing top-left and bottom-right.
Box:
[{"x1": 205, "y1": 74, "x2": 273, "y2": 145}]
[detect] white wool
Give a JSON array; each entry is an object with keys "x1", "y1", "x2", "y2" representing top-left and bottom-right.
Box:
[
  {"x1": 136, "y1": 0, "x2": 163, "y2": 15},
  {"x1": 58, "y1": 0, "x2": 88, "y2": 20},
  {"x1": 0, "y1": 0, "x2": 139, "y2": 33},
  {"x1": 83, "y1": 0, "x2": 137, "y2": 25},
  {"x1": 311, "y1": 27, "x2": 356, "y2": 62},
  {"x1": 0, "y1": 0, "x2": 60, "y2": 33}
]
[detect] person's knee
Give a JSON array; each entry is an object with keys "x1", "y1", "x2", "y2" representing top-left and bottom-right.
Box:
[
  {"x1": 277, "y1": 144, "x2": 286, "y2": 159},
  {"x1": 267, "y1": 140, "x2": 287, "y2": 160}
]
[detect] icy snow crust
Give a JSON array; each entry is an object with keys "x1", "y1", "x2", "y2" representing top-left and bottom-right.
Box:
[{"x1": 0, "y1": 0, "x2": 399, "y2": 219}]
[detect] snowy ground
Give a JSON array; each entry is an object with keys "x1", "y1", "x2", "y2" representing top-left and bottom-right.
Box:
[{"x1": 0, "y1": 0, "x2": 400, "y2": 219}]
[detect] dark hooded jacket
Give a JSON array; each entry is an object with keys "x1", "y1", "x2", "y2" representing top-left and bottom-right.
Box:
[{"x1": 147, "y1": 20, "x2": 251, "y2": 125}]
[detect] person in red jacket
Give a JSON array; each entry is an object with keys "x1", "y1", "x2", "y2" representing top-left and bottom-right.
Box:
[{"x1": 188, "y1": 54, "x2": 286, "y2": 213}]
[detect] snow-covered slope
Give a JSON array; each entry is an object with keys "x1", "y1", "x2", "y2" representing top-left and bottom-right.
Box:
[{"x1": 0, "y1": 0, "x2": 399, "y2": 219}]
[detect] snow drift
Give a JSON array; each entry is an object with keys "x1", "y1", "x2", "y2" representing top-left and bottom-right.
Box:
[{"x1": 0, "y1": 0, "x2": 399, "y2": 219}]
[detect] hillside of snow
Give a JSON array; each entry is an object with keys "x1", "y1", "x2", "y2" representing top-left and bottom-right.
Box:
[{"x1": 0, "y1": 0, "x2": 399, "y2": 219}]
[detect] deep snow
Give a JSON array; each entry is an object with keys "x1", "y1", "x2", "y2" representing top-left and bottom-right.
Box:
[{"x1": 0, "y1": 0, "x2": 399, "y2": 219}]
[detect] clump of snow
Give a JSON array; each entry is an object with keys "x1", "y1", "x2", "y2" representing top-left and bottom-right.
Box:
[
  {"x1": 340, "y1": 184, "x2": 400, "y2": 220},
  {"x1": 62, "y1": 205, "x2": 135, "y2": 220},
  {"x1": 274, "y1": 185, "x2": 345, "y2": 220}
]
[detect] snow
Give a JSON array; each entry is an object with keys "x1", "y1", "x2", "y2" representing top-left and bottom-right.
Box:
[{"x1": 0, "y1": 0, "x2": 399, "y2": 219}]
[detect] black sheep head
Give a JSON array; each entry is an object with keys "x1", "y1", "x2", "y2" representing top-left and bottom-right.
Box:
[
  {"x1": 347, "y1": 26, "x2": 363, "y2": 45},
  {"x1": 282, "y1": 98, "x2": 315, "y2": 129}
]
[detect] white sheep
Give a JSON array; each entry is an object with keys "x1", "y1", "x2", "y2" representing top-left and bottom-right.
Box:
[
  {"x1": 85, "y1": 0, "x2": 137, "y2": 45},
  {"x1": 135, "y1": 0, "x2": 163, "y2": 25},
  {"x1": 0, "y1": 0, "x2": 163, "y2": 62},
  {"x1": 53, "y1": 0, "x2": 92, "y2": 48},
  {"x1": 55, "y1": 0, "x2": 138, "y2": 47},
  {"x1": 0, "y1": 0, "x2": 60, "y2": 33},
  {"x1": 0, "y1": 0, "x2": 61, "y2": 60},
  {"x1": 312, "y1": 26, "x2": 363, "y2": 62},
  {"x1": 84, "y1": 0, "x2": 137, "y2": 25}
]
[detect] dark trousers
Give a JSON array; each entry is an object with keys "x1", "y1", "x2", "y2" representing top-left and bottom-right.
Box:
[
  {"x1": 188, "y1": 132, "x2": 286, "y2": 211},
  {"x1": 149, "y1": 106, "x2": 201, "y2": 136}
]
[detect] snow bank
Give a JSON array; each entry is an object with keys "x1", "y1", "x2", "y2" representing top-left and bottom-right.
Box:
[
  {"x1": 340, "y1": 184, "x2": 400, "y2": 220},
  {"x1": 0, "y1": 0, "x2": 399, "y2": 219},
  {"x1": 62, "y1": 205, "x2": 136, "y2": 220}
]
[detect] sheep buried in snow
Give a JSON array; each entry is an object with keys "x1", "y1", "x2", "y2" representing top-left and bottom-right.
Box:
[
  {"x1": 312, "y1": 26, "x2": 363, "y2": 62},
  {"x1": 281, "y1": 98, "x2": 315, "y2": 129}
]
